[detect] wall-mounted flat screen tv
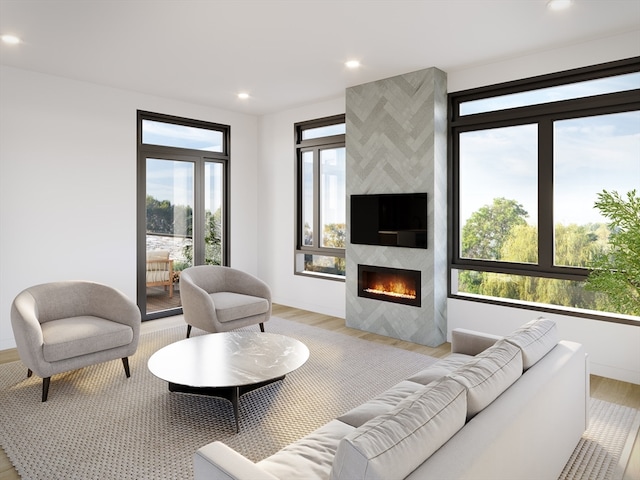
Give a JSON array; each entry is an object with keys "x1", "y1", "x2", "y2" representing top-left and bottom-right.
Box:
[{"x1": 350, "y1": 193, "x2": 427, "y2": 248}]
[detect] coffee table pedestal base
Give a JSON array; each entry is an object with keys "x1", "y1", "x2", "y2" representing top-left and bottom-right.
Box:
[{"x1": 168, "y1": 375, "x2": 286, "y2": 432}]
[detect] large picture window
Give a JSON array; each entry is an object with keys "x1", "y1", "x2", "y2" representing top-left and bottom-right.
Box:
[
  {"x1": 449, "y1": 57, "x2": 640, "y2": 320},
  {"x1": 295, "y1": 115, "x2": 346, "y2": 279}
]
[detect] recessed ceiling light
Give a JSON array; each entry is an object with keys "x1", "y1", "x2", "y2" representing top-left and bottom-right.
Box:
[
  {"x1": 345, "y1": 60, "x2": 361, "y2": 69},
  {"x1": 237, "y1": 92, "x2": 250, "y2": 99},
  {"x1": 1, "y1": 34, "x2": 21, "y2": 45},
  {"x1": 547, "y1": 0, "x2": 573, "y2": 11}
]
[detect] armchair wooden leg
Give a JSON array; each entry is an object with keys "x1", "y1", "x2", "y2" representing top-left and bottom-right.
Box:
[
  {"x1": 187, "y1": 325, "x2": 192, "y2": 338},
  {"x1": 122, "y1": 357, "x2": 131, "y2": 378},
  {"x1": 27, "y1": 368, "x2": 33, "y2": 378},
  {"x1": 259, "y1": 323, "x2": 265, "y2": 333},
  {"x1": 42, "y1": 377, "x2": 50, "y2": 402}
]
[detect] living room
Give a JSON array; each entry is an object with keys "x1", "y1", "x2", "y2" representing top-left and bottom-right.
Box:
[
  {"x1": 1, "y1": 0, "x2": 638, "y2": 382},
  {"x1": 0, "y1": 1, "x2": 639, "y2": 478}
]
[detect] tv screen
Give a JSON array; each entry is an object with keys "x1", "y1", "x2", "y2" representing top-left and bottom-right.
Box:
[{"x1": 350, "y1": 193, "x2": 427, "y2": 248}]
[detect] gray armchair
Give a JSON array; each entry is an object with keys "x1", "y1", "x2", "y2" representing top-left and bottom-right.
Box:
[
  {"x1": 180, "y1": 265, "x2": 271, "y2": 338},
  {"x1": 10, "y1": 281, "x2": 141, "y2": 401}
]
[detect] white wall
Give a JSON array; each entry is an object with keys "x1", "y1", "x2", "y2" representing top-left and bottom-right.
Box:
[
  {"x1": 257, "y1": 97, "x2": 346, "y2": 319},
  {"x1": 447, "y1": 29, "x2": 640, "y2": 93},
  {"x1": 0, "y1": 66, "x2": 259, "y2": 350},
  {"x1": 446, "y1": 29, "x2": 640, "y2": 385}
]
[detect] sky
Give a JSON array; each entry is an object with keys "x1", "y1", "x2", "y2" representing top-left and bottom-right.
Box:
[
  {"x1": 459, "y1": 92, "x2": 640, "y2": 228},
  {"x1": 143, "y1": 121, "x2": 224, "y2": 214}
]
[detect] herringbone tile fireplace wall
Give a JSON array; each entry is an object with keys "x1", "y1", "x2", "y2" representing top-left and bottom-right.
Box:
[{"x1": 345, "y1": 67, "x2": 448, "y2": 347}]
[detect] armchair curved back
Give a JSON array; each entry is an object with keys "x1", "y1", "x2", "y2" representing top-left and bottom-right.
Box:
[{"x1": 13, "y1": 281, "x2": 141, "y2": 326}]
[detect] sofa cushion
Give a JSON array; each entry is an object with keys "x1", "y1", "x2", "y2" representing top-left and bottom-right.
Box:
[
  {"x1": 448, "y1": 339, "x2": 522, "y2": 420},
  {"x1": 330, "y1": 377, "x2": 467, "y2": 480},
  {"x1": 405, "y1": 353, "x2": 473, "y2": 386},
  {"x1": 210, "y1": 292, "x2": 269, "y2": 323},
  {"x1": 337, "y1": 380, "x2": 423, "y2": 428},
  {"x1": 258, "y1": 419, "x2": 355, "y2": 480},
  {"x1": 504, "y1": 317, "x2": 558, "y2": 370},
  {"x1": 41, "y1": 316, "x2": 134, "y2": 362}
]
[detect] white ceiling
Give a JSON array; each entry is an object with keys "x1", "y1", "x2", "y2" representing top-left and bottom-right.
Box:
[{"x1": 1, "y1": 0, "x2": 639, "y2": 115}]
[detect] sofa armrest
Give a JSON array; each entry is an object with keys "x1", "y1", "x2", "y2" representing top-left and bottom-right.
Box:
[
  {"x1": 193, "y1": 442, "x2": 278, "y2": 480},
  {"x1": 451, "y1": 328, "x2": 502, "y2": 356}
]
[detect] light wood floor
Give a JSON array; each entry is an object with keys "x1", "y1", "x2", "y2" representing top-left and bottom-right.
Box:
[{"x1": 1, "y1": 304, "x2": 638, "y2": 479}]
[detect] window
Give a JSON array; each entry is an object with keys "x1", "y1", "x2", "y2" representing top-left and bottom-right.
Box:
[
  {"x1": 449, "y1": 57, "x2": 640, "y2": 320},
  {"x1": 295, "y1": 115, "x2": 346, "y2": 279},
  {"x1": 138, "y1": 111, "x2": 230, "y2": 320}
]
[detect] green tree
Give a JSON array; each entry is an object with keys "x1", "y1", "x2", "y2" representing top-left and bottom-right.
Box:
[
  {"x1": 497, "y1": 222, "x2": 603, "y2": 308},
  {"x1": 146, "y1": 195, "x2": 193, "y2": 236},
  {"x1": 461, "y1": 198, "x2": 529, "y2": 260},
  {"x1": 146, "y1": 195, "x2": 173, "y2": 234},
  {"x1": 459, "y1": 199, "x2": 608, "y2": 311},
  {"x1": 205, "y1": 207, "x2": 223, "y2": 265},
  {"x1": 458, "y1": 198, "x2": 529, "y2": 295},
  {"x1": 585, "y1": 189, "x2": 640, "y2": 316},
  {"x1": 182, "y1": 207, "x2": 223, "y2": 267},
  {"x1": 323, "y1": 223, "x2": 346, "y2": 248},
  {"x1": 501, "y1": 223, "x2": 538, "y2": 263},
  {"x1": 554, "y1": 223, "x2": 603, "y2": 268}
]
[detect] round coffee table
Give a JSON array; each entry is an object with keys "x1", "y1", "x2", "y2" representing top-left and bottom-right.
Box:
[{"x1": 148, "y1": 331, "x2": 309, "y2": 432}]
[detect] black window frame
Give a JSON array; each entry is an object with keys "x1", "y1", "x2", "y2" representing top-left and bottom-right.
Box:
[
  {"x1": 294, "y1": 114, "x2": 346, "y2": 280},
  {"x1": 137, "y1": 110, "x2": 231, "y2": 320},
  {"x1": 448, "y1": 57, "x2": 640, "y2": 324}
]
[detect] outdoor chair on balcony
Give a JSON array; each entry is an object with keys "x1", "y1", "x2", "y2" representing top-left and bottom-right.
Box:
[
  {"x1": 10, "y1": 281, "x2": 141, "y2": 401},
  {"x1": 180, "y1": 265, "x2": 271, "y2": 338},
  {"x1": 146, "y1": 250, "x2": 174, "y2": 298}
]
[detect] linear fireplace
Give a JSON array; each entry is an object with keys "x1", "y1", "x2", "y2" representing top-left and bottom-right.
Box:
[{"x1": 357, "y1": 264, "x2": 421, "y2": 307}]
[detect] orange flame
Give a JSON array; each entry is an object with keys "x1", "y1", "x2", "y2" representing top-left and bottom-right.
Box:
[{"x1": 364, "y1": 278, "x2": 416, "y2": 300}]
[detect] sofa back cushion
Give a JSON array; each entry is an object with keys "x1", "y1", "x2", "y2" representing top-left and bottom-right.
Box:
[
  {"x1": 330, "y1": 377, "x2": 467, "y2": 480},
  {"x1": 504, "y1": 317, "x2": 558, "y2": 370},
  {"x1": 448, "y1": 339, "x2": 522, "y2": 420},
  {"x1": 405, "y1": 353, "x2": 472, "y2": 386}
]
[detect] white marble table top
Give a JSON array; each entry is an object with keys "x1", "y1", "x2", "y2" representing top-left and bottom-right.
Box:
[{"x1": 148, "y1": 331, "x2": 310, "y2": 388}]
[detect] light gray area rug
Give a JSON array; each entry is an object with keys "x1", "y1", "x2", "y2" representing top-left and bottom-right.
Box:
[
  {"x1": 560, "y1": 399, "x2": 640, "y2": 480},
  {"x1": 0, "y1": 317, "x2": 439, "y2": 479},
  {"x1": 0, "y1": 316, "x2": 638, "y2": 480}
]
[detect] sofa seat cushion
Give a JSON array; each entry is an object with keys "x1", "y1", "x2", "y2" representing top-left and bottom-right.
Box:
[
  {"x1": 41, "y1": 316, "x2": 134, "y2": 362},
  {"x1": 210, "y1": 292, "x2": 269, "y2": 323},
  {"x1": 448, "y1": 339, "x2": 523, "y2": 420},
  {"x1": 405, "y1": 353, "x2": 473, "y2": 386},
  {"x1": 337, "y1": 380, "x2": 423, "y2": 428},
  {"x1": 330, "y1": 377, "x2": 467, "y2": 480},
  {"x1": 258, "y1": 419, "x2": 355, "y2": 479},
  {"x1": 504, "y1": 317, "x2": 558, "y2": 370}
]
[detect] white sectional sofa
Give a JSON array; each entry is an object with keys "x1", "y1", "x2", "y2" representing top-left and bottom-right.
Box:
[{"x1": 194, "y1": 318, "x2": 589, "y2": 480}]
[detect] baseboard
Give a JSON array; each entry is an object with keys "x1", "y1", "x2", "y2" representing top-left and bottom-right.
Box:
[{"x1": 0, "y1": 347, "x2": 20, "y2": 364}]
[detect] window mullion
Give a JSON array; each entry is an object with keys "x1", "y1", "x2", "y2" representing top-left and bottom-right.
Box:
[
  {"x1": 193, "y1": 158, "x2": 206, "y2": 264},
  {"x1": 314, "y1": 147, "x2": 321, "y2": 248},
  {"x1": 538, "y1": 120, "x2": 554, "y2": 270}
]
